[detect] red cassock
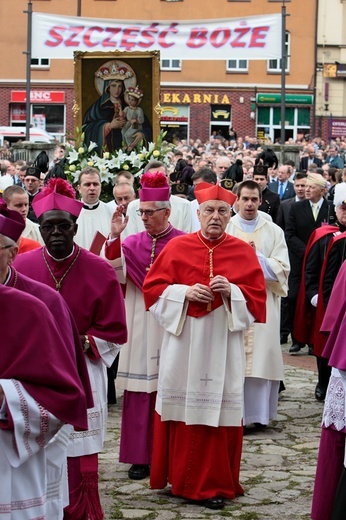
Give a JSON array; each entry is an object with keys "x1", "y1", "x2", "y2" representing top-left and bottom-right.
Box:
[
  {"x1": 293, "y1": 225, "x2": 337, "y2": 349},
  {"x1": 143, "y1": 232, "x2": 266, "y2": 501},
  {"x1": 144, "y1": 232, "x2": 266, "y2": 321}
]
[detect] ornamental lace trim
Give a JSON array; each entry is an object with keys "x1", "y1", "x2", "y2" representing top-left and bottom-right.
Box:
[{"x1": 322, "y1": 375, "x2": 346, "y2": 431}]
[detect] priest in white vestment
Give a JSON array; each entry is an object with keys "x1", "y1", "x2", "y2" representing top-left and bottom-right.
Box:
[
  {"x1": 74, "y1": 167, "x2": 114, "y2": 249},
  {"x1": 226, "y1": 178, "x2": 290, "y2": 427}
]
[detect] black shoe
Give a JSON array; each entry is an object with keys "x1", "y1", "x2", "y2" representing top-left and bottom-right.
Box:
[
  {"x1": 279, "y1": 380, "x2": 286, "y2": 393},
  {"x1": 289, "y1": 343, "x2": 301, "y2": 353},
  {"x1": 128, "y1": 464, "x2": 150, "y2": 480},
  {"x1": 308, "y1": 345, "x2": 314, "y2": 356},
  {"x1": 204, "y1": 497, "x2": 225, "y2": 510},
  {"x1": 280, "y1": 334, "x2": 288, "y2": 345},
  {"x1": 315, "y1": 384, "x2": 326, "y2": 402}
]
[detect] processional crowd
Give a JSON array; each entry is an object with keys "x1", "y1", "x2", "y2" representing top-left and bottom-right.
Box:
[{"x1": 1, "y1": 133, "x2": 346, "y2": 519}]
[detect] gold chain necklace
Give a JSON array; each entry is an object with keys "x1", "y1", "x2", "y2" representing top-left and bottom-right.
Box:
[
  {"x1": 146, "y1": 225, "x2": 173, "y2": 271},
  {"x1": 197, "y1": 231, "x2": 228, "y2": 311},
  {"x1": 42, "y1": 247, "x2": 81, "y2": 291}
]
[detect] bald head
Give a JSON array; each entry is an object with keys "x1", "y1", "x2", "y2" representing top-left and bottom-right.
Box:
[{"x1": 113, "y1": 183, "x2": 136, "y2": 214}]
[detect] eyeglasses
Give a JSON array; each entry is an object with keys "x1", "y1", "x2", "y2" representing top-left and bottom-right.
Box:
[
  {"x1": 40, "y1": 222, "x2": 74, "y2": 233},
  {"x1": 136, "y1": 208, "x2": 166, "y2": 217},
  {"x1": 0, "y1": 244, "x2": 13, "y2": 250}
]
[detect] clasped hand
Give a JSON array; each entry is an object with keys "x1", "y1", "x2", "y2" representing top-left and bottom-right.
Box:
[{"x1": 186, "y1": 275, "x2": 230, "y2": 302}]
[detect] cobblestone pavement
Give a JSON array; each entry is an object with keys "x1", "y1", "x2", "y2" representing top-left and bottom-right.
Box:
[{"x1": 99, "y1": 345, "x2": 322, "y2": 519}]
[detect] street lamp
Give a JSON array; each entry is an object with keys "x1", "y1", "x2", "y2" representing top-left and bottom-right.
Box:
[
  {"x1": 280, "y1": 0, "x2": 289, "y2": 146},
  {"x1": 24, "y1": 0, "x2": 33, "y2": 141}
]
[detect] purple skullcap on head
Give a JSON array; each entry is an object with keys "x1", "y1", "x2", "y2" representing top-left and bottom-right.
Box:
[
  {"x1": 33, "y1": 178, "x2": 83, "y2": 219},
  {"x1": 0, "y1": 200, "x2": 25, "y2": 242},
  {"x1": 139, "y1": 171, "x2": 170, "y2": 202}
]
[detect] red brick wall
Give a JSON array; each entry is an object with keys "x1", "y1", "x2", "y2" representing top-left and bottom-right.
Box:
[
  {"x1": 0, "y1": 84, "x2": 333, "y2": 144},
  {"x1": 161, "y1": 88, "x2": 257, "y2": 143}
]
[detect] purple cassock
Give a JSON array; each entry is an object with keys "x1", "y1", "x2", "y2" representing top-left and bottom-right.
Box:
[
  {"x1": 321, "y1": 260, "x2": 346, "y2": 368},
  {"x1": 109, "y1": 224, "x2": 185, "y2": 466},
  {"x1": 123, "y1": 223, "x2": 185, "y2": 290},
  {"x1": 7, "y1": 267, "x2": 93, "y2": 417},
  {"x1": 0, "y1": 284, "x2": 89, "y2": 430},
  {"x1": 14, "y1": 245, "x2": 127, "y2": 345}
]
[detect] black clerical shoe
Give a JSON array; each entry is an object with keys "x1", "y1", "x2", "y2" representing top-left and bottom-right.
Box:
[
  {"x1": 289, "y1": 343, "x2": 301, "y2": 354},
  {"x1": 128, "y1": 464, "x2": 150, "y2": 480},
  {"x1": 308, "y1": 345, "x2": 314, "y2": 356},
  {"x1": 204, "y1": 496, "x2": 225, "y2": 510},
  {"x1": 280, "y1": 334, "x2": 288, "y2": 345},
  {"x1": 315, "y1": 384, "x2": 326, "y2": 402}
]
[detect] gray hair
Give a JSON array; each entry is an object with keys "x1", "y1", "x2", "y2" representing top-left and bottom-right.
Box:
[
  {"x1": 151, "y1": 201, "x2": 171, "y2": 210},
  {"x1": 0, "y1": 233, "x2": 18, "y2": 247}
]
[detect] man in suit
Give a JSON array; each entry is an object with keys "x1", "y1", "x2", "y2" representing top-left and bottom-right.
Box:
[
  {"x1": 276, "y1": 172, "x2": 307, "y2": 345},
  {"x1": 253, "y1": 164, "x2": 281, "y2": 222},
  {"x1": 299, "y1": 145, "x2": 322, "y2": 172},
  {"x1": 276, "y1": 173, "x2": 307, "y2": 231},
  {"x1": 268, "y1": 165, "x2": 296, "y2": 201},
  {"x1": 325, "y1": 145, "x2": 344, "y2": 169},
  {"x1": 285, "y1": 173, "x2": 336, "y2": 354}
]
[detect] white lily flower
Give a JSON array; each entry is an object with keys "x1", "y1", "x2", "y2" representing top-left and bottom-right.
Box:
[
  {"x1": 67, "y1": 149, "x2": 79, "y2": 163},
  {"x1": 148, "y1": 142, "x2": 155, "y2": 153},
  {"x1": 88, "y1": 141, "x2": 98, "y2": 153}
]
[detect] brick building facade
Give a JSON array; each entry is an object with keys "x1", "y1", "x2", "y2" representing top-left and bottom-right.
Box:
[{"x1": 0, "y1": 0, "x2": 321, "y2": 144}]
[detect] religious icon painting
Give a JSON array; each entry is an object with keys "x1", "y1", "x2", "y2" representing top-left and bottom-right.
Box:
[{"x1": 73, "y1": 51, "x2": 161, "y2": 154}]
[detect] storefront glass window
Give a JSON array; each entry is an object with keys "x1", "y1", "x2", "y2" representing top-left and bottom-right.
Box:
[
  {"x1": 273, "y1": 107, "x2": 294, "y2": 126},
  {"x1": 257, "y1": 107, "x2": 270, "y2": 125},
  {"x1": 297, "y1": 108, "x2": 310, "y2": 126},
  {"x1": 32, "y1": 104, "x2": 65, "y2": 135}
]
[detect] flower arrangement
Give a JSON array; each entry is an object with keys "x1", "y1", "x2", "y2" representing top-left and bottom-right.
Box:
[{"x1": 65, "y1": 129, "x2": 173, "y2": 201}]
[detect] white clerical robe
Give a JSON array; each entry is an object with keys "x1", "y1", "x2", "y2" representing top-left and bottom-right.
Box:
[
  {"x1": 74, "y1": 202, "x2": 114, "y2": 249},
  {"x1": 124, "y1": 195, "x2": 193, "y2": 237},
  {"x1": 0, "y1": 379, "x2": 64, "y2": 520},
  {"x1": 22, "y1": 217, "x2": 44, "y2": 244},
  {"x1": 117, "y1": 280, "x2": 164, "y2": 394},
  {"x1": 150, "y1": 284, "x2": 255, "y2": 427},
  {"x1": 67, "y1": 338, "x2": 120, "y2": 457},
  {"x1": 227, "y1": 214, "x2": 290, "y2": 424}
]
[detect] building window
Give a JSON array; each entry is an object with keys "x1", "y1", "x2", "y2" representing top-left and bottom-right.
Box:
[
  {"x1": 267, "y1": 32, "x2": 290, "y2": 73},
  {"x1": 32, "y1": 104, "x2": 65, "y2": 137},
  {"x1": 226, "y1": 59, "x2": 248, "y2": 72},
  {"x1": 256, "y1": 105, "x2": 310, "y2": 143},
  {"x1": 161, "y1": 59, "x2": 181, "y2": 71},
  {"x1": 31, "y1": 58, "x2": 50, "y2": 69}
]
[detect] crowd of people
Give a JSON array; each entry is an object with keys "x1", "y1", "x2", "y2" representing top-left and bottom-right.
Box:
[{"x1": 0, "y1": 134, "x2": 346, "y2": 520}]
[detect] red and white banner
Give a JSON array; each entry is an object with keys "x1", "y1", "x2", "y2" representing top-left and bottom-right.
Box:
[{"x1": 32, "y1": 12, "x2": 282, "y2": 60}]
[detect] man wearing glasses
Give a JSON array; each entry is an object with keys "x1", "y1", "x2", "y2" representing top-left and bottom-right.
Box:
[
  {"x1": 123, "y1": 161, "x2": 193, "y2": 237},
  {"x1": 105, "y1": 171, "x2": 184, "y2": 481}
]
